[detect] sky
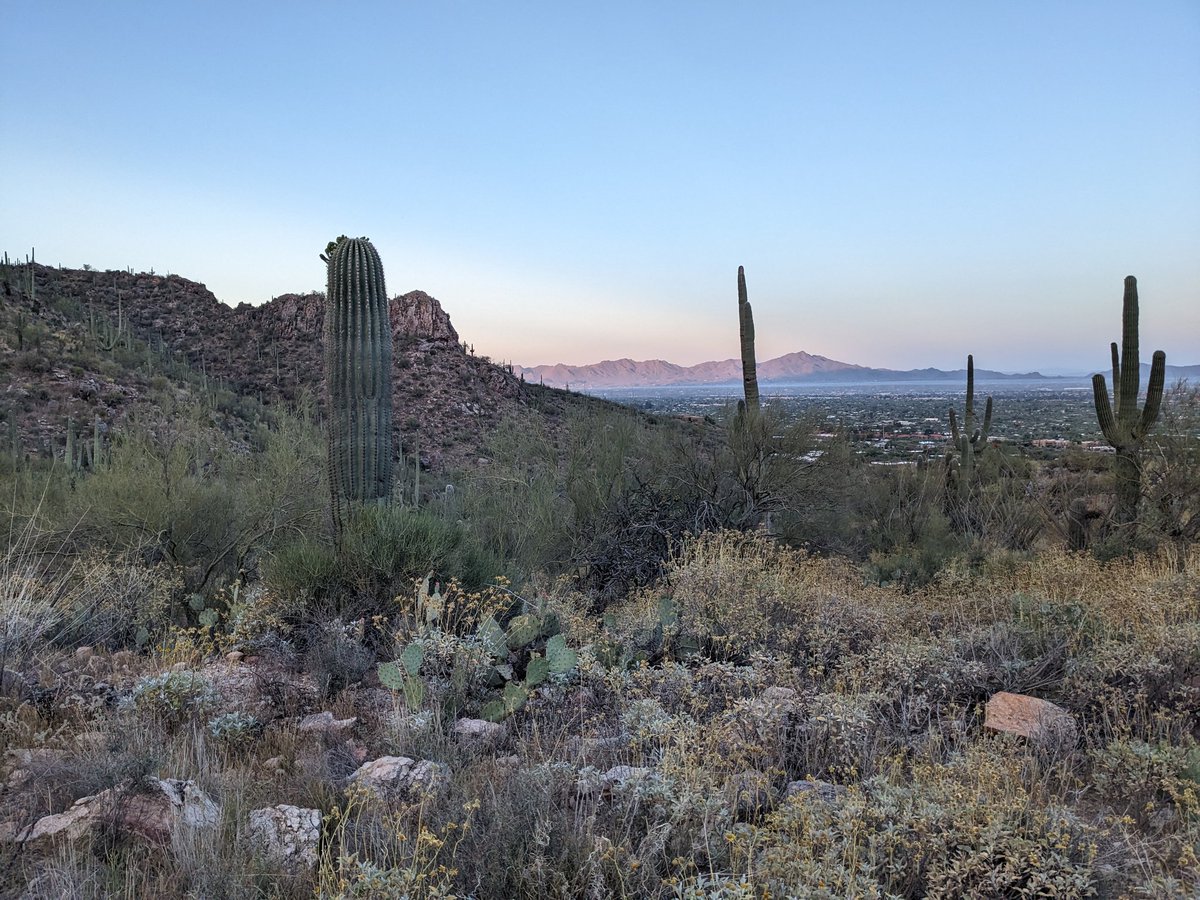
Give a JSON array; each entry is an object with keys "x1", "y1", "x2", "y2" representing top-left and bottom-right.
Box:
[{"x1": 2, "y1": 2, "x2": 1197, "y2": 373}]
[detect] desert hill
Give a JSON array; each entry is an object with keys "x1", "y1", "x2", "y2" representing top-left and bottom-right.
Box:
[{"x1": 0, "y1": 262, "x2": 638, "y2": 472}]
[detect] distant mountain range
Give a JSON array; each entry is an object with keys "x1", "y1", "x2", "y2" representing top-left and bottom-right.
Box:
[{"x1": 514, "y1": 352, "x2": 1200, "y2": 390}]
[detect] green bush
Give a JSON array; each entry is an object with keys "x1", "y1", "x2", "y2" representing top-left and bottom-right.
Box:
[
  {"x1": 264, "y1": 505, "x2": 498, "y2": 620},
  {"x1": 127, "y1": 670, "x2": 217, "y2": 726}
]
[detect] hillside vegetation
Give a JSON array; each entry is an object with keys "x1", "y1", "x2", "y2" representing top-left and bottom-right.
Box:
[{"x1": 0, "y1": 258, "x2": 1197, "y2": 898}]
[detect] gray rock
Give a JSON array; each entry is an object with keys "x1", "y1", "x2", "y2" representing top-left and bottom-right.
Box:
[
  {"x1": 349, "y1": 756, "x2": 451, "y2": 800},
  {"x1": 785, "y1": 778, "x2": 844, "y2": 804},
  {"x1": 246, "y1": 805, "x2": 321, "y2": 867},
  {"x1": 452, "y1": 717, "x2": 504, "y2": 744},
  {"x1": 12, "y1": 778, "x2": 219, "y2": 846},
  {"x1": 298, "y1": 711, "x2": 358, "y2": 736}
]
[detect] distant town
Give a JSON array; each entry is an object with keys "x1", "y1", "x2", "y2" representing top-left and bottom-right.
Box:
[{"x1": 594, "y1": 381, "x2": 1150, "y2": 464}]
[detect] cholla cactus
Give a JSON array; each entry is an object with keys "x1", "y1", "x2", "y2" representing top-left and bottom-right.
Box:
[
  {"x1": 1091, "y1": 275, "x2": 1166, "y2": 528},
  {"x1": 324, "y1": 236, "x2": 394, "y2": 531},
  {"x1": 949, "y1": 355, "x2": 992, "y2": 498}
]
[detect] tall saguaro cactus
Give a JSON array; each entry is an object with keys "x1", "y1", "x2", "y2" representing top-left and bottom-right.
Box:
[
  {"x1": 737, "y1": 266, "x2": 760, "y2": 412},
  {"x1": 949, "y1": 354, "x2": 993, "y2": 498},
  {"x1": 1091, "y1": 275, "x2": 1166, "y2": 529},
  {"x1": 324, "y1": 236, "x2": 394, "y2": 532}
]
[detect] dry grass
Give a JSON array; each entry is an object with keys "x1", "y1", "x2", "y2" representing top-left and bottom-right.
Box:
[{"x1": 0, "y1": 532, "x2": 1197, "y2": 897}]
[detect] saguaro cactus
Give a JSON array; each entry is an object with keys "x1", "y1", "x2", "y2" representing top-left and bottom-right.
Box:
[
  {"x1": 1091, "y1": 275, "x2": 1166, "y2": 529},
  {"x1": 949, "y1": 354, "x2": 992, "y2": 498},
  {"x1": 737, "y1": 266, "x2": 760, "y2": 412},
  {"x1": 324, "y1": 236, "x2": 394, "y2": 531}
]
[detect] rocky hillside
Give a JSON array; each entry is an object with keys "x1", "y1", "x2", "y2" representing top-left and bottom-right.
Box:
[{"x1": 0, "y1": 261, "x2": 633, "y2": 471}]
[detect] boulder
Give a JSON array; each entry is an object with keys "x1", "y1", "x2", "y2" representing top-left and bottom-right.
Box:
[
  {"x1": 983, "y1": 691, "x2": 1078, "y2": 747},
  {"x1": 392, "y1": 290, "x2": 459, "y2": 344},
  {"x1": 14, "y1": 778, "x2": 219, "y2": 846},
  {"x1": 114, "y1": 778, "x2": 221, "y2": 844},
  {"x1": 246, "y1": 805, "x2": 321, "y2": 867},
  {"x1": 349, "y1": 756, "x2": 451, "y2": 801}
]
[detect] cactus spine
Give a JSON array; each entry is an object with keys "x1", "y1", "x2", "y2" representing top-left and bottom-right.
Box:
[
  {"x1": 737, "y1": 266, "x2": 759, "y2": 412},
  {"x1": 949, "y1": 355, "x2": 992, "y2": 498},
  {"x1": 1091, "y1": 275, "x2": 1166, "y2": 529},
  {"x1": 324, "y1": 236, "x2": 393, "y2": 531}
]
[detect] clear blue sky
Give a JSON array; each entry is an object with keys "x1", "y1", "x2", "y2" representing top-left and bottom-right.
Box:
[{"x1": 3, "y1": 2, "x2": 1197, "y2": 372}]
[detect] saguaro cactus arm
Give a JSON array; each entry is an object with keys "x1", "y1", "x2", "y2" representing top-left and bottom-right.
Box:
[
  {"x1": 978, "y1": 395, "x2": 993, "y2": 445},
  {"x1": 1092, "y1": 372, "x2": 1119, "y2": 446},
  {"x1": 1136, "y1": 351, "x2": 1166, "y2": 440}
]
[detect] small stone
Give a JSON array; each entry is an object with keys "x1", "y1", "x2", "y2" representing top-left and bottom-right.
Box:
[
  {"x1": 17, "y1": 790, "x2": 114, "y2": 844},
  {"x1": 246, "y1": 805, "x2": 321, "y2": 867},
  {"x1": 983, "y1": 691, "x2": 1078, "y2": 748},
  {"x1": 298, "y1": 711, "x2": 357, "y2": 735},
  {"x1": 785, "y1": 778, "x2": 844, "y2": 803},
  {"x1": 452, "y1": 718, "x2": 504, "y2": 744}
]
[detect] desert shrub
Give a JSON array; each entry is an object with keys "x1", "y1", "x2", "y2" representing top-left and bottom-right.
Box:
[
  {"x1": 749, "y1": 746, "x2": 1099, "y2": 898},
  {"x1": 49, "y1": 399, "x2": 325, "y2": 594},
  {"x1": 0, "y1": 517, "x2": 83, "y2": 671},
  {"x1": 126, "y1": 670, "x2": 216, "y2": 725},
  {"x1": 1144, "y1": 382, "x2": 1200, "y2": 562},
  {"x1": 859, "y1": 462, "x2": 962, "y2": 587},
  {"x1": 304, "y1": 618, "x2": 375, "y2": 697},
  {"x1": 457, "y1": 416, "x2": 574, "y2": 578},
  {"x1": 264, "y1": 506, "x2": 498, "y2": 621},
  {"x1": 1060, "y1": 622, "x2": 1200, "y2": 744},
  {"x1": 263, "y1": 534, "x2": 341, "y2": 604},
  {"x1": 207, "y1": 710, "x2": 262, "y2": 750},
  {"x1": 52, "y1": 552, "x2": 181, "y2": 649},
  {"x1": 338, "y1": 505, "x2": 496, "y2": 596},
  {"x1": 1090, "y1": 737, "x2": 1200, "y2": 827},
  {"x1": 843, "y1": 636, "x2": 989, "y2": 737},
  {"x1": 658, "y1": 530, "x2": 891, "y2": 667},
  {"x1": 574, "y1": 479, "x2": 728, "y2": 604}
]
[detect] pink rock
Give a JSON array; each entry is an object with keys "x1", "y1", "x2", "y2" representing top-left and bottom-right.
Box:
[{"x1": 984, "y1": 691, "x2": 1077, "y2": 747}]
